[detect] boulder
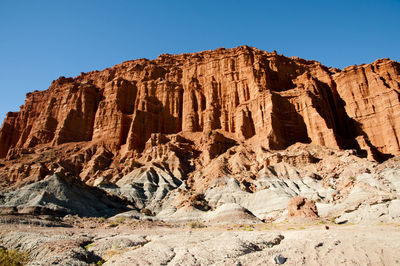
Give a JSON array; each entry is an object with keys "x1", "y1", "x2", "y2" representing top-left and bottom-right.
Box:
[{"x1": 287, "y1": 196, "x2": 319, "y2": 220}]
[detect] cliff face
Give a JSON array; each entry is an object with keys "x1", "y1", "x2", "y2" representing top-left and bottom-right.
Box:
[
  {"x1": 334, "y1": 59, "x2": 400, "y2": 159},
  {"x1": 1, "y1": 46, "x2": 399, "y2": 162},
  {"x1": 1, "y1": 46, "x2": 400, "y2": 223}
]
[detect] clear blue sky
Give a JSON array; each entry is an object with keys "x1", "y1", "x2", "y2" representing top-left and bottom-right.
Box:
[{"x1": 0, "y1": 0, "x2": 399, "y2": 123}]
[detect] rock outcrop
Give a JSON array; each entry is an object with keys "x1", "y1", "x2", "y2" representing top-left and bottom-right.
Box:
[
  {"x1": 333, "y1": 59, "x2": 400, "y2": 160},
  {"x1": 287, "y1": 196, "x2": 319, "y2": 220},
  {"x1": 1, "y1": 46, "x2": 399, "y2": 161},
  {"x1": 0, "y1": 46, "x2": 400, "y2": 222},
  {"x1": 0, "y1": 172, "x2": 131, "y2": 217}
]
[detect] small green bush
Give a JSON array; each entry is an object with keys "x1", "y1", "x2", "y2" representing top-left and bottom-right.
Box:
[
  {"x1": 188, "y1": 221, "x2": 206, "y2": 229},
  {"x1": 84, "y1": 243, "x2": 94, "y2": 250},
  {"x1": 114, "y1": 217, "x2": 126, "y2": 224},
  {"x1": 109, "y1": 216, "x2": 126, "y2": 227},
  {"x1": 0, "y1": 248, "x2": 29, "y2": 266},
  {"x1": 109, "y1": 221, "x2": 119, "y2": 227}
]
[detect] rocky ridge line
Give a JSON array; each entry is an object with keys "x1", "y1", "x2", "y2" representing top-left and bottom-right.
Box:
[{"x1": 1, "y1": 46, "x2": 399, "y2": 162}]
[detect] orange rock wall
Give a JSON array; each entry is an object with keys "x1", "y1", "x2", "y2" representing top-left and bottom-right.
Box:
[
  {"x1": 334, "y1": 59, "x2": 400, "y2": 159},
  {"x1": 1, "y1": 46, "x2": 399, "y2": 160}
]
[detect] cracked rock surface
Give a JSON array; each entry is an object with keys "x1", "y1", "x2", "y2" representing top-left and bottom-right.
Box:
[{"x1": 0, "y1": 221, "x2": 399, "y2": 265}]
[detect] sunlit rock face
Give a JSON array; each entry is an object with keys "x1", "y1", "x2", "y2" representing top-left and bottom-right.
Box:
[
  {"x1": 2, "y1": 46, "x2": 399, "y2": 160},
  {"x1": 0, "y1": 46, "x2": 399, "y2": 187},
  {"x1": 1, "y1": 46, "x2": 400, "y2": 244}
]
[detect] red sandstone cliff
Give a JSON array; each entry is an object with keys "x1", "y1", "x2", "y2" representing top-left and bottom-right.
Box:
[{"x1": 1, "y1": 46, "x2": 399, "y2": 164}]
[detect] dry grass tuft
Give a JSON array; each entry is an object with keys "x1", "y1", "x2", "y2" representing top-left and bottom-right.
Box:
[
  {"x1": 188, "y1": 221, "x2": 206, "y2": 229},
  {"x1": 0, "y1": 248, "x2": 29, "y2": 266}
]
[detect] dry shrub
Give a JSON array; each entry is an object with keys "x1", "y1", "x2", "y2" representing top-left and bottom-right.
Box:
[
  {"x1": 0, "y1": 248, "x2": 29, "y2": 266},
  {"x1": 188, "y1": 221, "x2": 206, "y2": 229}
]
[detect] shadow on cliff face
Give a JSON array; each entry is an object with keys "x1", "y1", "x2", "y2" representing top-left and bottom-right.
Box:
[
  {"x1": 361, "y1": 135, "x2": 394, "y2": 162},
  {"x1": 256, "y1": 56, "x2": 395, "y2": 162},
  {"x1": 259, "y1": 54, "x2": 306, "y2": 93},
  {"x1": 307, "y1": 79, "x2": 364, "y2": 153},
  {"x1": 320, "y1": 80, "x2": 394, "y2": 162},
  {"x1": 269, "y1": 92, "x2": 311, "y2": 150},
  {"x1": 346, "y1": 117, "x2": 394, "y2": 162},
  {"x1": 267, "y1": 79, "x2": 394, "y2": 162},
  {"x1": 128, "y1": 96, "x2": 183, "y2": 152}
]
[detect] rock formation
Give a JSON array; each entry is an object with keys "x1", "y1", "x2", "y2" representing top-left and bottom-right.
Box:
[
  {"x1": 0, "y1": 46, "x2": 399, "y2": 222},
  {"x1": 0, "y1": 171, "x2": 130, "y2": 217},
  {"x1": 334, "y1": 59, "x2": 400, "y2": 160},
  {"x1": 287, "y1": 196, "x2": 319, "y2": 220},
  {"x1": 1, "y1": 46, "x2": 399, "y2": 161}
]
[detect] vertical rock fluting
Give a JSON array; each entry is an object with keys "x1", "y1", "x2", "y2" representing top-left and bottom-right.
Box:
[
  {"x1": 92, "y1": 78, "x2": 137, "y2": 148},
  {"x1": 0, "y1": 77, "x2": 101, "y2": 157},
  {"x1": 333, "y1": 59, "x2": 400, "y2": 160},
  {"x1": 1, "y1": 46, "x2": 399, "y2": 160}
]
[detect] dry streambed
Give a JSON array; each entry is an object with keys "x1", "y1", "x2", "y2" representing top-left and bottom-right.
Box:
[{"x1": 0, "y1": 218, "x2": 399, "y2": 265}]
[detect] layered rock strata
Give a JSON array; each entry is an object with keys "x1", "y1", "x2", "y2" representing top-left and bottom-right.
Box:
[
  {"x1": 1, "y1": 46, "x2": 399, "y2": 161},
  {"x1": 0, "y1": 46, "x2": 400, "y2": 221}
]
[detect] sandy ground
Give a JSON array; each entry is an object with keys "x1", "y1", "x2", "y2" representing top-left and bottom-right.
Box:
[{"x1": 0, "y1": 218, "x2": 399, "y2": 265}]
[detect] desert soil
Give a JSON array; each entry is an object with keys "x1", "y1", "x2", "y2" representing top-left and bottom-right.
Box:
[{"x1": 0, "y1": 218, "x2": 399, "y2": 265}]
